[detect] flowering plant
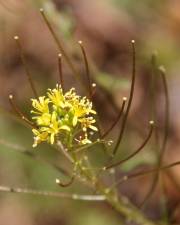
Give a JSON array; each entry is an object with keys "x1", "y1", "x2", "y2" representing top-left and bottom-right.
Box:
[{"x1": 1, "y1": 7, "x2": 180, "y2": 225}]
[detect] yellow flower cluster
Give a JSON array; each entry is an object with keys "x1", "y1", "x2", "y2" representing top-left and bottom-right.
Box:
[{"x1": 31, "y1": 85, "x2": 98, "y2": 148}]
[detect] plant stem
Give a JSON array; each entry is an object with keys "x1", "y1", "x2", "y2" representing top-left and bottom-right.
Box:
[
  {"x1": 76, "y1": 157, "x2": 158, "y2": 225},
  {"x1": 105, "y1": 192, "x2": 158, "y2": 225},
  {"x1": 56, "y1": 131, "x2": 158, "y2": 225}
]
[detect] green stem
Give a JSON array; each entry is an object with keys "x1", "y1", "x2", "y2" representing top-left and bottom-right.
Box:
[
  {"x1": 76, "y1": 156, "x2": 158, "y2": 225},
  {"x1": 56, "y1": 130, "x2": 158, "y2": 225},
  {"x1": 105, "y1": 192, "x2": 158, "y2": 225}
]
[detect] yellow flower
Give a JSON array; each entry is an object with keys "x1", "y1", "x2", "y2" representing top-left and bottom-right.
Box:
[
  {"x1": 33, "y1": 113, "x2": 51, "y2": 126},
  {"x1": 47, "y1": 85, "x2": 65, "y2": 108},
  {"x1": 30, "y1": 84, "x2": 98, "y2": 148},
  {"x1": 31, "y1": 96, "x2": 49, "y2": 114},
  {"x1": 79, "y1": 117, "x2": 98, "y2": 132},
  {"x1": 39, "y1": 112, "x2": 70, "y2": 145},
  {"x1": 32, "y1": 129, "x2": 49, "y2": 147}
]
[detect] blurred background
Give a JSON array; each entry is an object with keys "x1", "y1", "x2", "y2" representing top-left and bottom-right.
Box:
[{"x1": 0, "y1": 0, "x2": 180, "y2": 224}]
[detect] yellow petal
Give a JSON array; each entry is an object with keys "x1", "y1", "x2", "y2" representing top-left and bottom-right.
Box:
[
  {"x1": 60, "y1": 125, "x2": 70, "y2": 132},
  {"x1": 50, "y1": 133, "x2": 55, "y2": 145},
  {"x1": 40, "y1": 132, "x2": 49, "y2": 140},
  {"x1": 72, "y1": 116, "x2": 78, "y2": 126},
  {"x1": 90, "y1": 109, "x2": 96, "y2": 114},
  {"x1": 32, "y1": 129, "x2": 39, "y2": 136}
]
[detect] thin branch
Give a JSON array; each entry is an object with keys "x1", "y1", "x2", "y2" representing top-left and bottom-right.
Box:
[
  {"x1": 78, "y1": 40, "x2": 93, "y2": 99},
  {"x1": 9, "y1": 94, "x2": 36, "y2": 129},
  {"x1": 39, "y1": 8, "x2": 82, "y2": 85},
  {"x1": 56, "y1": 175, "x2": 75, "y2": 188},
  {"x1": 14, "y1": 36, "x2": 38, "y2": 98},
  {"x1": 108, "y1": 161, "x2": 180, "y2": 190},
  {"x1": 56, "y1": 141, "x2": 74, "y2": 163},
  {"x1": 138, "y1": 53, "x2": 159, "y2": 208},
  {"x1": 140, "y1": 66, "x2": 169, "y2": 207},
  {"x1": 158, "y1": 66, "x2": 169, "y2": 161},
  {"x1": 128, "y1": 161, "x2": 180, "y2": 179},
  {"x1": 58, "y1": 53, "x2": 64, "y2": 93},
  {"x1": 71, "y1": 140, "x2": 109, "y2": 153},
  {"x1": 105, "y1": 121, "x2": 154, "y2": 170},
  {"x1": 0, "y1": 185, "x2": 106, "y2": 201},
  {"x1": 102, "y1": 97, "x2": 127, "y2": 138},
  {"x1": 0, "y1": 139, "x2": 28, "y2": 151},
  {"x1": 149, "y1": 53, "x2": 158, "y2": 124},
  {"x1": 55, "y1": 162, "x2": 77, "y2": 188},
  {"x1": 113, "y1": 40, "x2": 136, "y2": 155},
  {"x1": 0, "y1": 104, "x2": 34, "y2": 129}
]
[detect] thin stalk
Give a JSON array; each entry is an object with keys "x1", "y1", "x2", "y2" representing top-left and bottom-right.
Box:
[
  {"x1": 102, "y1": 97, "x2": 127, "y2": 138},
  {"x1": 56, "y1": 141, "x2": 74, "y2": 163},
  {"x1": 58, "y1": 53, "x2": 64, "y2": 93},
  {"x1": 9, "y1": 94, "x2": 36, "y2": 129},
  {"x1": 105, "y1": 121, "x2": 154, "y2": 170},
  {"x1": 39, "y1": 9, "x2": 83, "y2": 85},
  {"x1": 14, "y1": 36, "x2": 38, "y2": 98},
  {"x1": 139, "y1": 53, "x2": 159, "y2": 207},
  {"x1": 140, "y1": 66, "x2": 169, "y2": 208},
  {"x1": 0, "y1": 105, "x2": 30, "y2": 128},
  {"x1": 158, "y1": 66, "x2": 169, "y2": 161},
  {"x1": 78, "y1": 40, "x2": 93, "y2": 99},
  {"x1": 0, "y1": 185, "x2": 106, "y2": 201},
  {"x1": 55, "y1": 163, "x2": 77, "y2": 188},
  {"x1": 108, "y1": 161, "x2": 180, "y2": 190},
  {"x1": 56, "y1": 142, "x2": 94, "y2": 188},
  {"x1": 113, "y1": 40, "x2": 136, "y2": 155},
  {"x1": 71, "y1": 140, "x2": 107, "y2": 153},
  {"x1": 56, "y1": 175, "x2": 75, "y2": 188},
  {"x1": 156, "y1": 67, "x2": 170, "y2": 223}
]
